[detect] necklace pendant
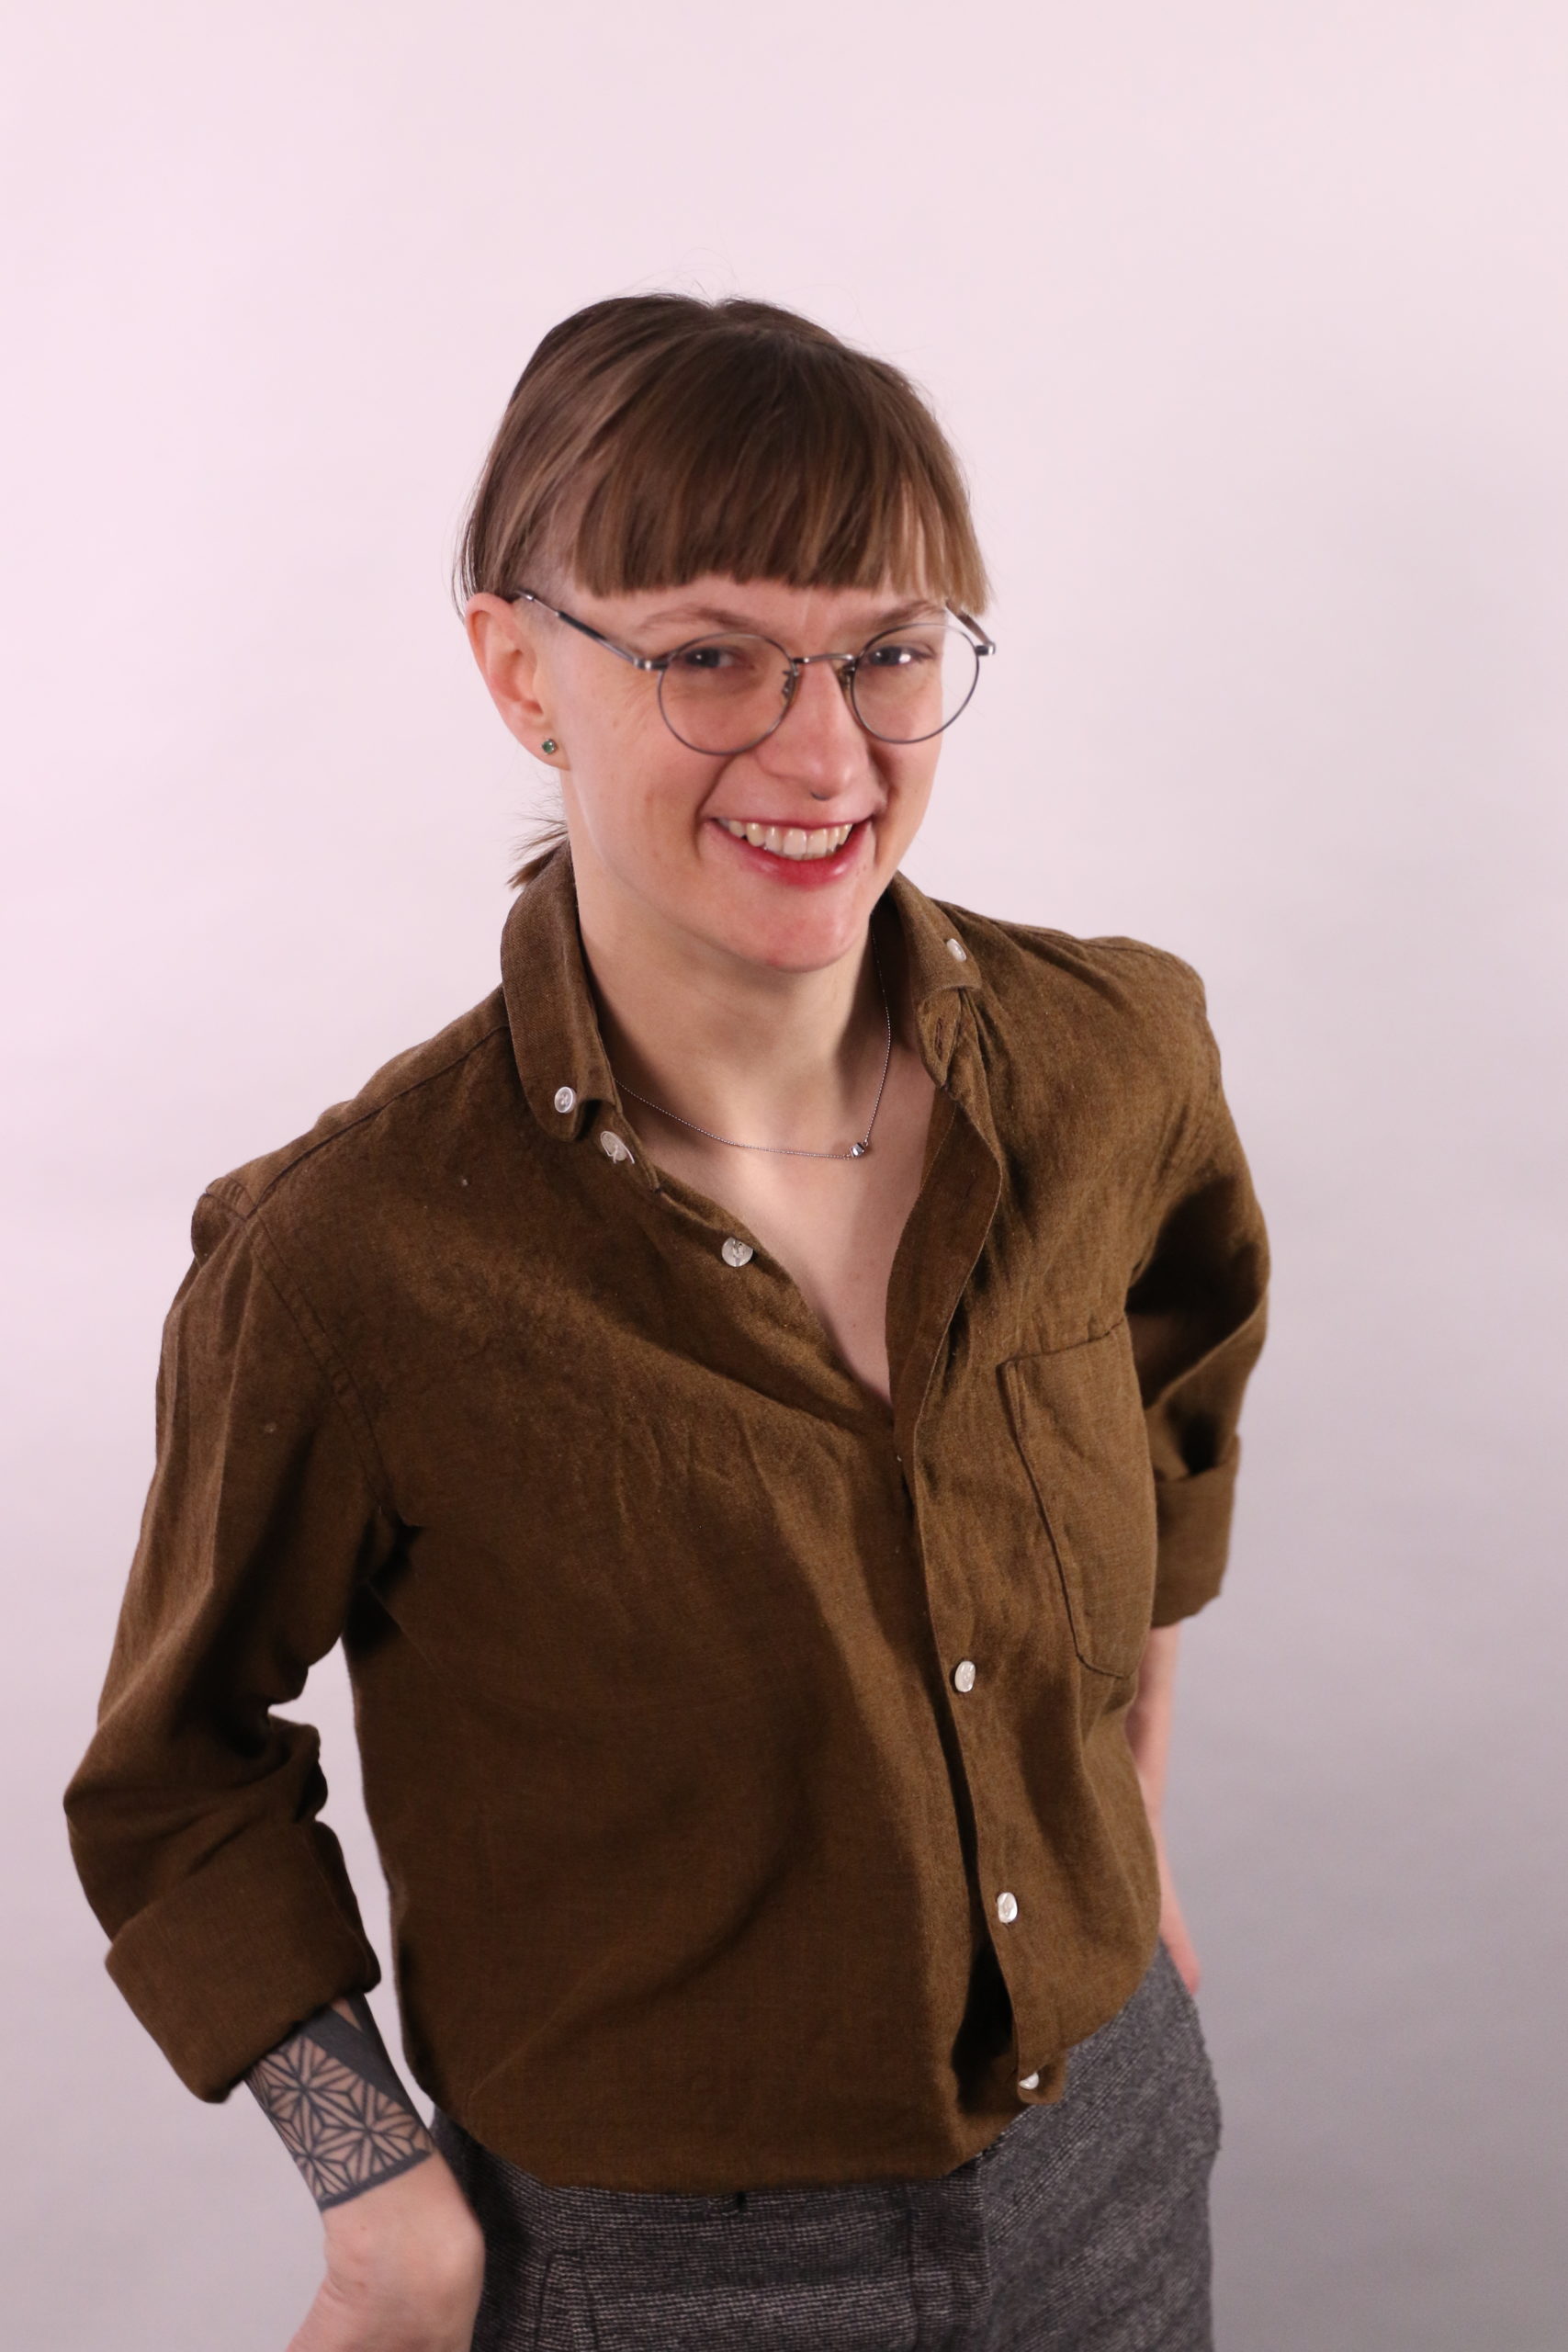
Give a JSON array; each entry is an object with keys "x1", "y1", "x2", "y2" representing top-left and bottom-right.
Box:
[{"x1": 850, "y1": 1140, "x2": 868, "y2": 1158}]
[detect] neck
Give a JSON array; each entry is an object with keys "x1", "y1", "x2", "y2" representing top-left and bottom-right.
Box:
[{"x1": 570, "y1": 861, "x2": 907, "y2": 1153}]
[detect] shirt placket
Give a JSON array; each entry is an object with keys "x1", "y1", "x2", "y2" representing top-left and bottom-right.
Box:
[{"x1": 886, "y1": 1026, "x2": 1050, "y2": 2098}]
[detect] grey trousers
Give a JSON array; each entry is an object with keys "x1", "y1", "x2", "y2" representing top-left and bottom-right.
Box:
[{"x1": 430, "y1": 1939, "x2": 1221, "y2": 2351}]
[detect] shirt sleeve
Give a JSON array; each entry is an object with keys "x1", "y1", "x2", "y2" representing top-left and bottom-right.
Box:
[
  {"x1": 1125, "y1": 984, "x2": 1270, "y2": 1626},
  {"x1": 62, "y1": 1189, "x2": 398, "y2": 2101}
]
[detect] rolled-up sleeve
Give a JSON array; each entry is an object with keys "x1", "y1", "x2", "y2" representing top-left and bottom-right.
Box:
[
  {"x1": 1126, "y1": 999, "x2": 1270, "y2": 1625},
  {"x1": 62, "y1": 1189, "x2": 397, "y2": 2100}
]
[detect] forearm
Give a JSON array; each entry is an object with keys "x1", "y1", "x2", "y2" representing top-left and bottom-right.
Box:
[
  {"x1": 244, "y1": 1987, "x2": 485, "y2": 2348},
  {"x1": 1124, "y1": 1620, "x2": 1206, "y2": 1988},
  {"x1": 1124, "y1": 1620, "x2": 1181, "y2": 1821},
  {"x1": 243, "y1": 1987, "x2": 434, "y2": 2210}
]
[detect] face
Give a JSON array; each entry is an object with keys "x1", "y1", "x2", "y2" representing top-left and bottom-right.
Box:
[{"x1": 465, "y1": 573, "x2": 951, "y2": 979}]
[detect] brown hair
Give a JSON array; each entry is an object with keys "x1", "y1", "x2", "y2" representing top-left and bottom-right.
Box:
[{"x1": 455, "y1": 292, "x2": 988, "y2": 881}]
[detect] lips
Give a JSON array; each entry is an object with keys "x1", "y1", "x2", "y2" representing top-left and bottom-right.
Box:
[{"x1": 715, "y1": 818, "x2": 858, "y2": 862}]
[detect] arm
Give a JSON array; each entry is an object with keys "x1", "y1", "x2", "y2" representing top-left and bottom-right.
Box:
[
  {"x1": 1123, "y1": 964, "x2": 1270, "y2": 1993},
  {"x1": 62, "y1": 1194, "x2": 394, "y2": 2095},
  {"x1": 62, "y1": 1195, "x2": 483, "y2": 2343},
  {"x1": 1123, "y1": 1623, "x2": 1201, "y2": 1991},
  {"x1": 245, "y1": 1993, "x2": 482, "y2": 2352},
  {"x1": 244, "y1": 1986, "x2": 435, "y2": 2209}
]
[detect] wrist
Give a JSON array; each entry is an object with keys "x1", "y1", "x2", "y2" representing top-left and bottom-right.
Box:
[{"x1": 321, "y1": 2154, "x2": 484, "y2": 2291}]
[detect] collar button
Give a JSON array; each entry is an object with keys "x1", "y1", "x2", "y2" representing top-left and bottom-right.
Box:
[
  {"x1": 553, "y1": 1085, "x2": 577, "y2": 1114},
  {"x1": 600, "y1": 1130, "x2": 633, "y2": 1163},
  {"x1": 944, "y1": 935, "x2": 968, "y2": 963}
]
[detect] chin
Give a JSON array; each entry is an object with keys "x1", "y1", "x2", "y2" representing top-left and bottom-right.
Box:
[{"x1": 707, "y1": 891, "x2": 875, "y2": 975}]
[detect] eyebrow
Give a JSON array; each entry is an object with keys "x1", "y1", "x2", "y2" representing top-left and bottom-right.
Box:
[{"x1": 637, "y1": 596, "x2": 946, "y2": 641}]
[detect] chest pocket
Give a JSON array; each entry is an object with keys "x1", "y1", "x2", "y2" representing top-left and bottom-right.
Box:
[{"x1": 1001, "y1": 1320, "x2": 1158, "y2": 1681}]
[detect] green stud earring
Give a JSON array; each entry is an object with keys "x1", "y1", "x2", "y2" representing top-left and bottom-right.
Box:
[{"x1": 541, "y1": 738, "x2": 558, "y2": 755}]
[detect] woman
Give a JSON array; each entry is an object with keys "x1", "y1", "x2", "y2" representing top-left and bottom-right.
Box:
[{"x1": 64, "y1": 294, "x2": 1269, "y2": 2352}]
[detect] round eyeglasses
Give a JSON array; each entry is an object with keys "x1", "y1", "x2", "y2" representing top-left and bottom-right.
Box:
[{"x1": 512, "y1": 590, "x2": 996, "y2": 755}]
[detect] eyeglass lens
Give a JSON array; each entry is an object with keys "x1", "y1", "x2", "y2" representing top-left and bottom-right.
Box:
[{"x1": 657, "y1": 621, "x2": 981, "y2": 753}]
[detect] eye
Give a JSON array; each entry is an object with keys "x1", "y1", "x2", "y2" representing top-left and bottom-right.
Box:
[
  {"x1": 862, "y1": 635, "x2": 935, "y2": 669},
  {"x1": 663, "y1": 635, "x2": 777, "y2": 680}
]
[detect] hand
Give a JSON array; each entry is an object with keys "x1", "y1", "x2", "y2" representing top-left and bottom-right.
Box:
[{"x1": 287, "y1": 2150, "x2": 485, "y2": 2352}]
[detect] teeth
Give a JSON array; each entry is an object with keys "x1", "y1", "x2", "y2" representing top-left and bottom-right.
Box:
[{"x1": 718, "y1": 820, "x2": 857, "y2": 861}]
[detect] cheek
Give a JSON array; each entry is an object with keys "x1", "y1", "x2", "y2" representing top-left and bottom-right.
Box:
[
  {"x1": 880, "y1": 749, "x2": 941, "y2": 840},
  {"x1": 568, "y1": 719, "x2": 714, "y2": 858}
]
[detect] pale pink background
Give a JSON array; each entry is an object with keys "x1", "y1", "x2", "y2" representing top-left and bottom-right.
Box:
[{"x1": 4, "y1": 5, "x2": 1565, "y2": 2346}]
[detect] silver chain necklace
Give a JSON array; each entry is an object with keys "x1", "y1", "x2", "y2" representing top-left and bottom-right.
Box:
[{"x1": 613, "y1": 935, "x2": 893, "y2": 1161}]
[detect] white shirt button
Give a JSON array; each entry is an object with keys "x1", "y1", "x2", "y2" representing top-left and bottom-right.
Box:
[
  {"x1": 600, "y1": 1130, "x2": 633, "y2": 1163},
  {"x1": 721, "y1": 1236, "x2": 754, "y2": 1268},
  {"x1": 553, "y1": 1085, "x2": 576, "y2": 1114},
  {"x1": 996, "y1": 1890, "x2": 1019, "y2": 1924},
  {"x1": 944, "y1": 935, "x2": 968, "y2": 962},
  {"x1": 1019, "y1": 2070, "x2": 1041, "y2": 2091},
  {"x1": 953, "y1": 1659, "x2": 976, "y2": 1692}
]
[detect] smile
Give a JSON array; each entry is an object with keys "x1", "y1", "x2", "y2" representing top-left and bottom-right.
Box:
[{"x1": 715, "y1": 819, "x2": 859, "y2": 862}]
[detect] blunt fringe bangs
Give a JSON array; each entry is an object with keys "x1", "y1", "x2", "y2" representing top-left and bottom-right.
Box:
[{"x1": 455, "y1": 294, "x2": 988, "y2": 615}]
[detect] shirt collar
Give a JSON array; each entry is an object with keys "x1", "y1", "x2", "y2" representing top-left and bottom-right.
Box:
[
  {"x1": 500, "y1": 842, "x2": 983, "y2": 1148},
  {"x1": 882, "y1": 864, "x2": 984, "y2": 1082}
]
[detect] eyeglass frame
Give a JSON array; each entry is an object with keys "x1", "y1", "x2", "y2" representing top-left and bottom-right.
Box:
[{"x1": 509, "y1": 587, "x2": 997, "y2": 752}]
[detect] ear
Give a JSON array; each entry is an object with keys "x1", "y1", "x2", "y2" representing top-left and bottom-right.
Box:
[{"x1": 465, "y1": 594, "x2": 558, "y2": 758}]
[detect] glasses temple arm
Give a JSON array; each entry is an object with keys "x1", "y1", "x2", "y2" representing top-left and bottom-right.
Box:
[
  {"x1": 512, "y1": 590, "x2": 660, "y2": 672},
  {"x1": 949, "y1": 608, "x2": 997, "y2": 655}
]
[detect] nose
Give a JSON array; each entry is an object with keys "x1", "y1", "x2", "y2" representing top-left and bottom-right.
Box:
[{"x1": 757, "y1": 657, "x2": 866, "y2": 800}]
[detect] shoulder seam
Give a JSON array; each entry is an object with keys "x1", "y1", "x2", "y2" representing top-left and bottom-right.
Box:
[
  {"x1": 1080, "y1": 933, "x2": 1205, "y2": 987},
  {"x1": 218, "y1": 1012, "x2": 511, "y2": 1218}
]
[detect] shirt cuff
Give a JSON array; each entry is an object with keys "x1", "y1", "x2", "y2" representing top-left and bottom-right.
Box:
[
  {"x1": 1148, "y1": 1444, "x2": 1240, "y2": 1625},
  {"x1": 101, "y1": 1820, "x2": 381, "y2": 2100}
]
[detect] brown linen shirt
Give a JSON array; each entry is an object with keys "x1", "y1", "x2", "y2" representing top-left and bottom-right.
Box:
[{"x1": 63, "y1": 843, "x2": 1269, "y2": 2194}]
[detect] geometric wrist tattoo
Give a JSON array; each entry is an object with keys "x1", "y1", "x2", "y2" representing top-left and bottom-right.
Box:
[{"x1": 243, "y1": 1988, "x2": 434, "y2": 2211}]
